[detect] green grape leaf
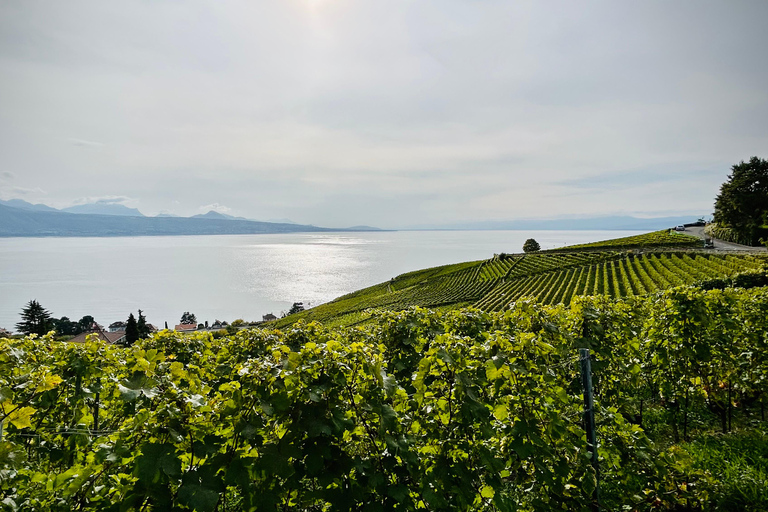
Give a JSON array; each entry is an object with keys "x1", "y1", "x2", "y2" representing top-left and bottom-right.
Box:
[
  {"x1": 135, "y1": 443, "x2": 181, "y2": 484},
  {"x1": 177, "y1": 466, "x2": 224, "y2": 512}
]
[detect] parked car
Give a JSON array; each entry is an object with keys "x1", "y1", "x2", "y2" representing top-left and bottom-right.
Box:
[{"x1": 675, "y1": 225, "x2": 686, "y2": 231}]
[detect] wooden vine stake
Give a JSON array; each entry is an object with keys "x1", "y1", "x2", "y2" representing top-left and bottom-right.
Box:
[{"x1": 579, "y1": 348, "x2": 601, "y2": 510}]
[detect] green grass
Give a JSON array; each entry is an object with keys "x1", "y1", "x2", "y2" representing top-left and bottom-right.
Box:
[{"x1": 675, "y1": 432, "x2": 768, "y2": 511}]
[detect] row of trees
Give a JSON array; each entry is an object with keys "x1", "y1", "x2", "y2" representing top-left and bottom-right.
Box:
[
  {"x1": 15, "y1": 300, "x2": 96, "y2": 337},
  {"x1": 125, "y1": 310, "x2": 151, "y2": 345},
  {"x1": 16, "y1": 303, "x2": 292, "y2": 338},
  {"x1": 14, "y1": 300, "x2": 150, "y2": 345}
]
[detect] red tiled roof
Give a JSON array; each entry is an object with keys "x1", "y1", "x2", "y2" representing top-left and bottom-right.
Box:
[
  {"x1": 175, "y1": 324, "x2": 197, "y2": 331},
  {"x1": 68, "y1": 330, "x2": 126, "y2": 344}
]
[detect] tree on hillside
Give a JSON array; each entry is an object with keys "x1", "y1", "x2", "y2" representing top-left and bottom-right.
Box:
[
  {"x1": 77, "y1": 315, "x2": 95, "y2": 334},
  {"x1": 125, "y1": 313, "x2": 139, "y2": 345},
  {"x1": 714, "y1": 156, "x2": 768, "y2": 245},
  {"x1": 180, "y1": 311, "x2": 197, "y2": 325},
  {"x1": 16, "y1": 300, "x2": 53, "y2": 336},
  {"x1": 282, "y1": 302, "x2": 305, "y2": 318},
  {"x1": 523, "y1": 238, "x2": 541, "y2": 253},
  {"x1": 54, "y1": 316, "x2": 78, "y2": 336},
  {"x1": 137, "y1": 309, "x2": 150, "y2": 339}
]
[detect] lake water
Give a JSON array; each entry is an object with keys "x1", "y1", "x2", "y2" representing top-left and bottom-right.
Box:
[{"x1": 0, "y1": 230, "x2": 642, "y2": 330}]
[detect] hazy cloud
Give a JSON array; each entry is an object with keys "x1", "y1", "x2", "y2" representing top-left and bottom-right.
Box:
[
  {"x1": 69, "y1": 138, "x2": 105, "y2": 148},
  {"x1": 73, "y1": 196, "x2": 131, "y2": 205},
  {"x1": 0, "y1": 1, "x2": 766, "y2": 226},
  {"x1": 1, "y1": 171, "x2": 14, "y2": 180},
  {"x1": 199, "y1": 203, "x2": 233, "y2": 215},
  {"x1": 11, "y1": 186, "x2": 46, "y2": 196},
  {"x1": 557, "y1": 165, "x2": 726, "y2": 191}
]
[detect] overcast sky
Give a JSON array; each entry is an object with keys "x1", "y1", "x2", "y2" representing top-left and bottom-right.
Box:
[{"x1": 1, "y1": 0, "x2": 766, "y2": 228}]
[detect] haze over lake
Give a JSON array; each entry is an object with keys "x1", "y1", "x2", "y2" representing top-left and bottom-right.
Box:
[{"x1": 0, "y1": 230, "x2": 642, "y2": 330}]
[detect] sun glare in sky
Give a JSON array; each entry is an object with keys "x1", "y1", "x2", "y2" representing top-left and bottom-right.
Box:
[{"x1": 0, "y1": 1, "x2": 765, "y2": 227}]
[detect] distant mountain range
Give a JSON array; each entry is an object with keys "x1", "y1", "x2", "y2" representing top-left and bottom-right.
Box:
[
  {"x1": 0, "y1": 198, "x2": 704, "y2": 237},
  {"x1": 0, "y1": 199, "x2": 309, "y2": 223},
  {"x1": 406, "y1": 215, "x2": 704, "y2": 231},
  {"x1": 0, "y1": 199, "x2": 148, "y2": 217},
  {"x1": 0, "y1": 199, "x2": 383, "y2": 237},
  {"x1": 0, "y1": 198, "x2": 60, "y2": 213}
]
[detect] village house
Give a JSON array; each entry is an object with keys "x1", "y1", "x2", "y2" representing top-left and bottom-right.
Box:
[
  {"x1": 68, "y1": 323, "x2": 126, "y2": 344},
  {"x1": 210, "y1": 320, "x2": 228, "y2": 330},
  {"x1": 109, "y1": 321, "x2": 126, "y2": 332}
]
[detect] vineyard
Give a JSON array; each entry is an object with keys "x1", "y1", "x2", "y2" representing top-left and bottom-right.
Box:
[
  {"x1": 4, "y1": 287, "x2": 768, "y2": 510},
  {"x1": 4, "y1": 229, "x2": 768, "y2": 511},
  {"x1": 275, "y1": 248, "x2": 768, "y2": 328},
  {"x1": 545, "y1": 229, "x2": 703, "y2": 251}
]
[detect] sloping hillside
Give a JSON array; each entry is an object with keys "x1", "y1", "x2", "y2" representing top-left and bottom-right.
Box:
[{"x1": 272, "y1": 230, "x2": 767, "y2": 328}]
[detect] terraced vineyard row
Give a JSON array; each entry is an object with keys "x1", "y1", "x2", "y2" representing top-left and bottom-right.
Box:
[
  {"x1": 550, "y1": 228, "x2": 703, "y2": 251},
  {"x1": 474, "y1": 252, "x2": 765, "y2": 310},
  {"x1": 477, "y1": 252, "x2": 615, "y2": 281},
  {"x1": 274, "y1": 266, "x2": 489, "y2": 326},
  {"x1": 509, "y1": 252, "x2": 614, "y2": 279},
  {"x1": 274, "y1": 249, "x2": 767, "y2": 328}
]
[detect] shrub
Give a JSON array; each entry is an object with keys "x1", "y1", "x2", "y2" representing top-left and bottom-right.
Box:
[{"x1": 523, "y1": 238, "x2": 540, "y2": 253}]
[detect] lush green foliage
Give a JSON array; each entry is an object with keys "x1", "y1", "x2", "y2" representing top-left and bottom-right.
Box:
[
  {"x1": 15, "y1": 299, "x2": 53, "y2": 336},
  {"x1": 137, "y1": 310, "x2": 150, "y2": 340},
  {"x1": 53, "y1": 316, "x2": 98, "y2": 337},
  {"x1": 4, "y1": 286, "x2": 768, "y2": 510},
  {"x1": 704, "y1": 222, "x2": 753, "y2": 246},
  {"x1": 125, "y1": 313, "x2": 139, "y2": 345},
  {"x1": 286, "y1": 302, "x2": 305, "y2": 316},
  {"x1": 522, "y1": 238, "x2": 540, "y2": 253},
  {"x1": 714, "y1": 156, "x2": 768, "y2": 246},
  {"x1": 53, "y1": 317, "x2": 78, "y2": 337},
  {"x1": 674, "y1": 432, "x2": 768, "y2": 512}
]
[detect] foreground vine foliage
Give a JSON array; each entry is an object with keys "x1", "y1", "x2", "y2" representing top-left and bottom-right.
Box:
[{"x1": 2, "y1": 286, "x2": 768, "y2": 511}]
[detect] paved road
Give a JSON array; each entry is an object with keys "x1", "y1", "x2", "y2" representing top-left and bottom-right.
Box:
[{"x1": 684, "y1": 225, "x2": 767, "y2": 252}]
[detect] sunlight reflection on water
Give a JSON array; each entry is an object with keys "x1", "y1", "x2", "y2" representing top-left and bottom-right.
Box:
[{"x1": 0, "y1": 230, "x2": 642, "y2": 329}]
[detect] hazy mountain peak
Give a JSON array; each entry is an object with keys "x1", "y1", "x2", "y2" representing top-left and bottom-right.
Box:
[
  {"x1": 192, "y1": 210, "x2": 248, "y2": 220},
  {"x1": 192, "y1": 210, "x2": 229, "y2": 219},
  {"x1": 61, "y1": 203, "x2": 144, "y2": 217},
  {"x1": 0, "y1": 198, "x2": 59, "y2": 212}
]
